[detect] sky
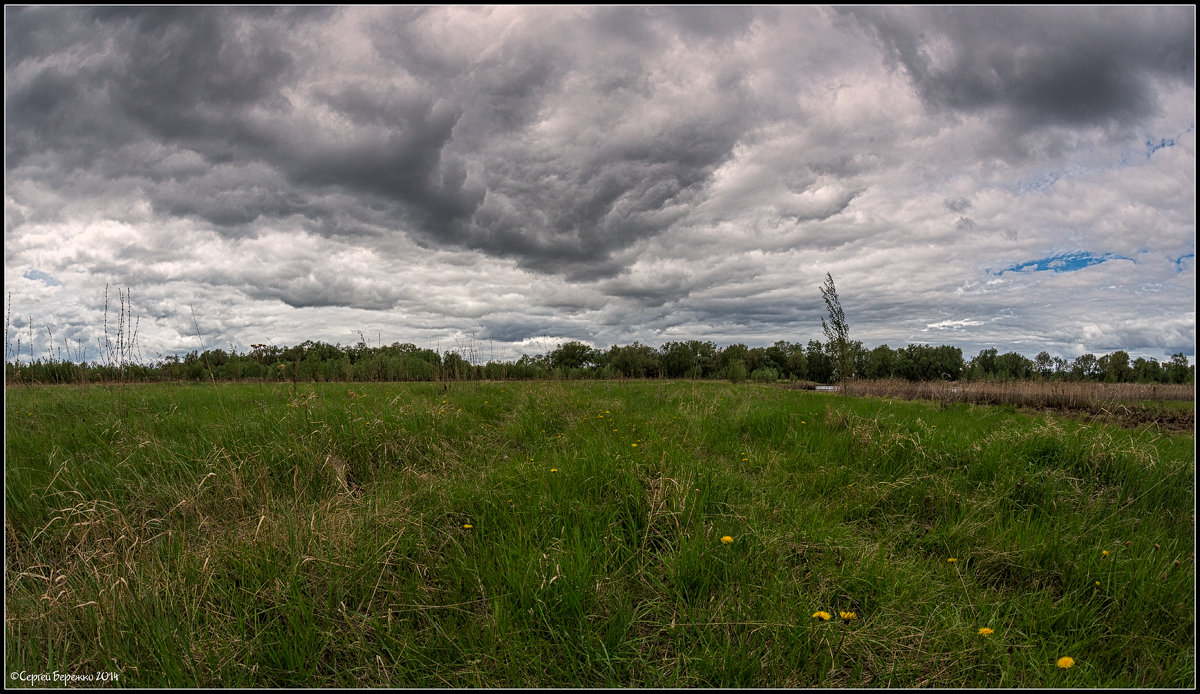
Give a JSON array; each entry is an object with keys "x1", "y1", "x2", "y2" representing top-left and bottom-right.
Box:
[{"x1": 4, "y1": 5, "x2": 1196, "y2": 367}]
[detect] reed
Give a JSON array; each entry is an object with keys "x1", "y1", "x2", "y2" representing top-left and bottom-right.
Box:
[{"x1": 845, "y1": 378, "x2": 1193, "y2": 408}]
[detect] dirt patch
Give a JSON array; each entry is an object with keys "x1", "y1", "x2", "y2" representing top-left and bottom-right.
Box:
[
  {"x1": 1075, "y1": 405, "x2": 1195, "y2": 433},
  {"x1": 1005, "y1": 403, "x2": 1193, "y2": 433}
]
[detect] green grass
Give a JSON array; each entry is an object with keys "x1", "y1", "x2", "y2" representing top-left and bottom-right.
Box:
[{"x1": 5, "y1": 380, "x2": 1194, "y2": 687}]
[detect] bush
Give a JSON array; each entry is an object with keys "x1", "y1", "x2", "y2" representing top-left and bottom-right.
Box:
[{"x1": 750, "y1": 367, "x2": 778, "y2": 383}]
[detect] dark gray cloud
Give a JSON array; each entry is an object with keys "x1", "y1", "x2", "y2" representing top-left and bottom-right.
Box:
[
  {"x1": 843, "y1": 6, "x2": 1194, "y2": 146},
  {"x1": 4, "y1": 6, "x2": 1194, "y2": 365},
  {"x1": 944, "y1": 197, "x2": 972, "y2": 213}
]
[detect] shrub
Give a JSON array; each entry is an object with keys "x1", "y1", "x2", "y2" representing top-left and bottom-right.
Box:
[{"x1": 750, "y1": 367, "x2": 778, "y2": 383}]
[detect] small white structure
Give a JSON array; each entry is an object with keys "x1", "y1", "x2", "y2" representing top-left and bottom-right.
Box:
[{"x1": 815, "y1": 385, "x2": 839, "y2": 392}]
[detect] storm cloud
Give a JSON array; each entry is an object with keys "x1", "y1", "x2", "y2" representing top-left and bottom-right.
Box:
[{"x1": 4, "y1": 6, "x2": 1194, "y2": 364}]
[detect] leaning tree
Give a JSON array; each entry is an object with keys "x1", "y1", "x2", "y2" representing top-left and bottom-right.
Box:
[{"x1": 820, "y1": 272, "x2": 853, "y2": 386}]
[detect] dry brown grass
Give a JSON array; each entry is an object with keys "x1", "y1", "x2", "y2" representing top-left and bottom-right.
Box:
[
  {"x1": 826, "y1": 379, "x2": 1195, "y2": 432},
  {"x1": 842, "y1": 378, "x2": 1191, "y2": 408}
]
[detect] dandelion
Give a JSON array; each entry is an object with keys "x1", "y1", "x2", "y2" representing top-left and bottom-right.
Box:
[
  {"x1": 463, "y1": 524, "x2": 473, "y2": 529},
  {"x1": 1057, "y1": 656, "x2": 1075, "y2": 669},
  {"x1": 978, "y1": 627, "x2": 994, "y2": 636},
  {"x1": 839, "y1": 611, "x2": 857, "y2": 622},
  {"x1": 721, "y1": 535, "x2": 734, "y2": 544},
  {"x1": 631, "y1": 443, "x2": 637, "y2": 447},
  {"x1": 1102, "y1": 550, "x2": 1109, "y2": 558},
  {"x1": 812, "y1": 611, "x2": 831, "y2": 621},
  {"x1": 550, "y1": 468, "x2": 558, "y2": 473},
  {"x1": 947, "y1": 557, "x2": 957, "y2": 563}
]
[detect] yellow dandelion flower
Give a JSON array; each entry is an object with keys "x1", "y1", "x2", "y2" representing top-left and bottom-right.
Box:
[
  {"x1": 463, "y1": 524, "x2": 473, "y2": 529},
  {"x1": 839, "y1": 611, "x2": 857, "y2": 622},
  {"x1": 550, "y1": 468, "x2": 558, "y2": 473},
  {"x1": 631, "y1": 443, "x2": 637, "y2": 447},
  {"x1": 978, "y1": 627, "x2": 994, "y2": 636},
  {"x1": 1057, "y1": 656, "x2": 1075, "y2": 669},
  {"x1": 721, "y1": 535, "x2": 734, "y2": 544},
  {"x1": 947, "y1": 557, "x2": 957, "y2": 563},
  {"x1": 812, "y1": 611, "x2": 831, "y2": 621}
]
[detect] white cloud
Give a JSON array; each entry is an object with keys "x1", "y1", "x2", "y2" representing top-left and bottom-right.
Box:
[{"x1": 4, "y1": 6, "x2": 1194, "y2": 365}]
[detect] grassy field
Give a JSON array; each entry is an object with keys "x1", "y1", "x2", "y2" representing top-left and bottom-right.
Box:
[{"x1": 4, "y1": 380, "x2": 1195, "y2": 687}]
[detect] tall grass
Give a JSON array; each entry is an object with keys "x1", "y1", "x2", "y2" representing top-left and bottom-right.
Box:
[
  {"x1": 843, "y1": 378, "x2": 1194, "y2": 407},
  {"x1": 5, "y1": 381, "x2": 1194, "y2": 687}
]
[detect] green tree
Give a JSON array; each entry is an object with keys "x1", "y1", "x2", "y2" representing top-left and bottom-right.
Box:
[
  {"x1": 1034, "y1": 351, "x2": 1054, "y2": 379},
  {"x1": 805, "y1": 340, "x2": 833, "y2": 384},
  {"x1": 995, "y1": 351, "x2": 1033, "y2": 381},
  {"x1": 718, "y1": 343, "x2": 750, "y2": 374},
  {"x1": 549, "y1": 341, "x2": 597, "y2": 372},
  {"x1": 969, "y1": 348, "x2": 998, "y2": 380},
  {"x1": 1165, "y1": 352, "x2": 1193, "y2": 384},
  {"x1": 820, "y1": 273, "x2": 852, "y2": 385},
  {"x1": 864, "y1": 344, "x2": 896, "y2": 380},
  {"x1": 1071, "y1": 353, "x2": 1100, "y2": 381},
  {"x1": 1132, "y1": 356, "x2": 1164, "y2": 383},
  {"x1": 1098, "y1": 350, "x2": 1132, "y2": 383},
  {"x1": 604, "y1": 342, "x2": 661, "y2": 378}
]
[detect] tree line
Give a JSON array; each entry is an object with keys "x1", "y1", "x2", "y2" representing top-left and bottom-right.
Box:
[{"x1": 3, "y1": 336, "x2": 1193, "y2": 386}]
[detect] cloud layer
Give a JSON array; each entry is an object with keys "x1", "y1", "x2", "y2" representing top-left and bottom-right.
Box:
[{"x1": 5, "y1": 6, "x2": 1195, "y2": 364}]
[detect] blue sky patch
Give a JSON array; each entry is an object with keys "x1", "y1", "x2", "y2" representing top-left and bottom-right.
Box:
[
  {"x1": 1146, "y1": 137, "x2": 1175, "y2": 158},
  {"x1": 1016, "y1": 171, "x2": 1059, "y2": 195},
  {"x1": 1176, "y1": 254, "x2": 1194, "y2": 272},
  {"x1": 23, "y1": 268, "x2": 63, "y2": 286},
  {"x1": 992, "y1": 251, "x2": 1131, "y2": 276}
]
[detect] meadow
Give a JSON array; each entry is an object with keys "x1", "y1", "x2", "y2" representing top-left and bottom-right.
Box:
[{"x1": 4, "y1": 379, "x2": 1195, "y2": 687}]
